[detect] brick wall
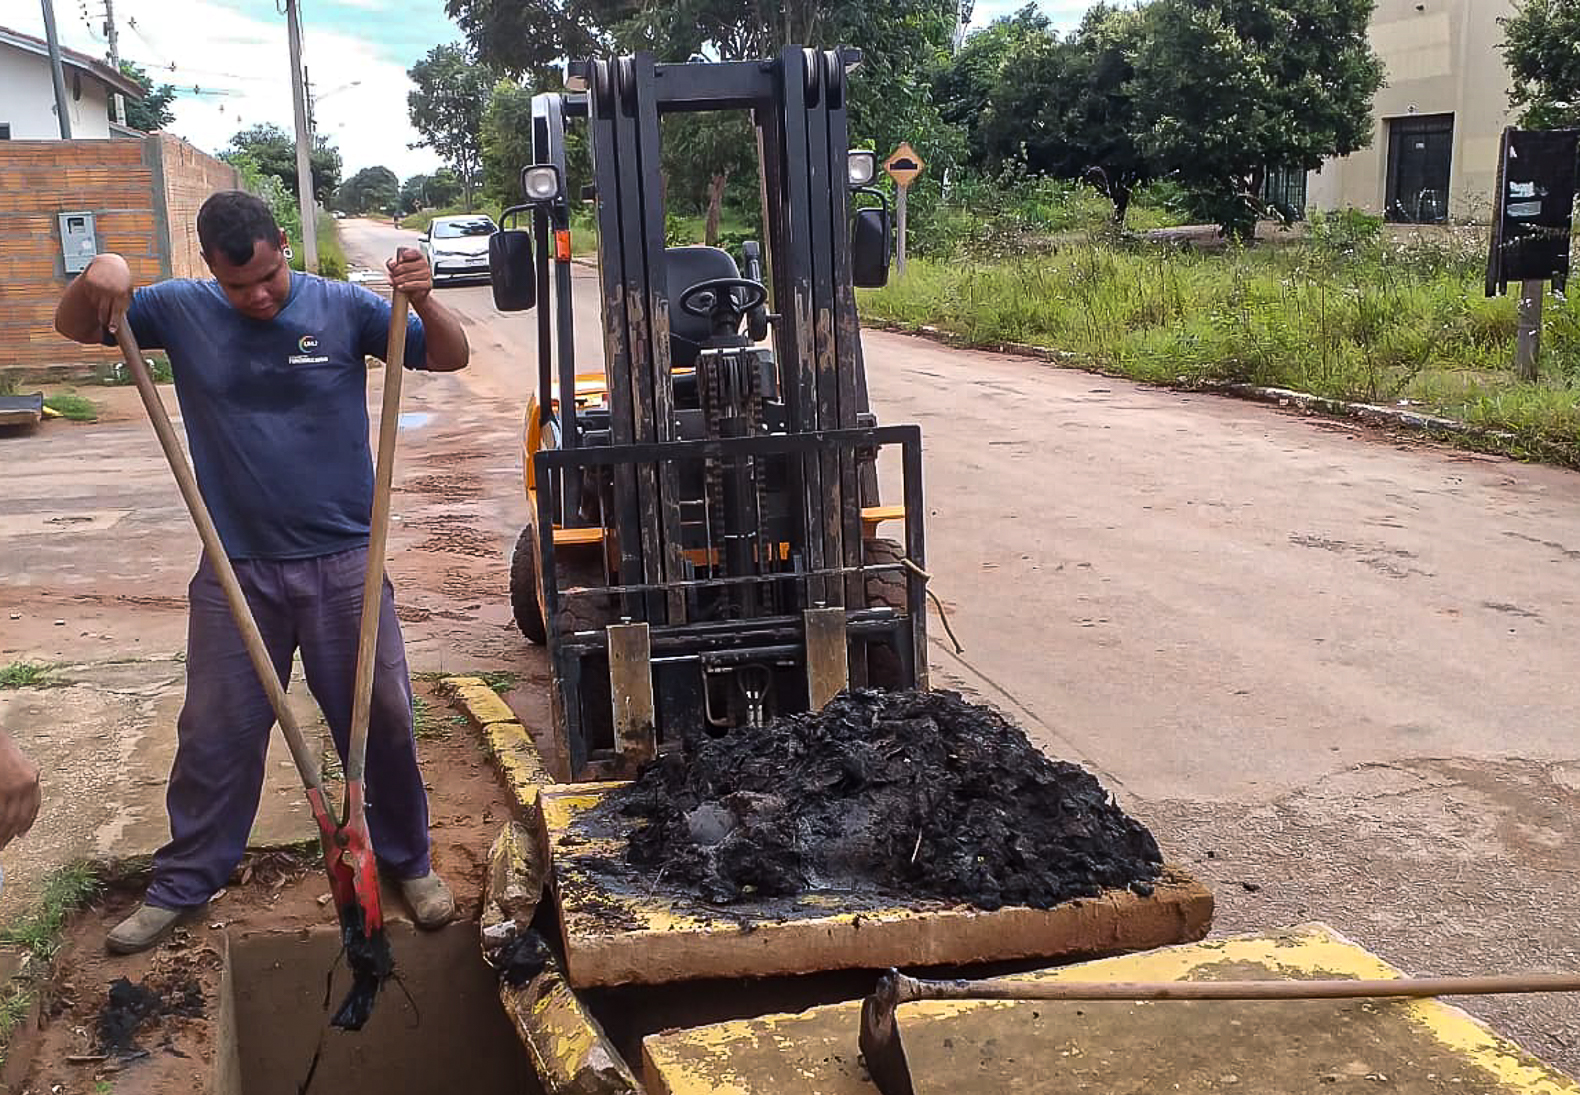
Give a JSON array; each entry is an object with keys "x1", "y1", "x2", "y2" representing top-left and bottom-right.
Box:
[
  {"x1": 155, "y1": 133, "x2": 242, "y2": 279},
  {"x1": 0, "y1": 139, "x2": 158, "y2": 369},
  {"x1": 0, "y1": 135, "x2": 240, "y2": 370}
]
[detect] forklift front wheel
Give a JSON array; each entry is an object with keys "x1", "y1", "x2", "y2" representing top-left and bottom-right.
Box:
[{"x1": 510, "y1": 526, "x2": 548, "y2": 645}]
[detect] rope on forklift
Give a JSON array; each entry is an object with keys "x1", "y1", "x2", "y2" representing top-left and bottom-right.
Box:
[{"x1": 899, "y1": 557, "x2": 965, "y2": 656}]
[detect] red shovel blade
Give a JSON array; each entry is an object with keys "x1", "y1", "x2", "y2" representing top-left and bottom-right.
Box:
[{"x1": 306, "y1": 783, "x2": 392, "y2": 1031}]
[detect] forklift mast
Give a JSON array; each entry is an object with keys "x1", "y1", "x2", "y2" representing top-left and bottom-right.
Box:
[{"x1": 497, "y1": 48, "x2": 928, "y2": 778}]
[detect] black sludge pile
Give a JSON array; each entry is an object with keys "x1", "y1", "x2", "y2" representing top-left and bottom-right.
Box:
[{"x1": 611, "y1": 689, "x2": 1163, "y2": 909}]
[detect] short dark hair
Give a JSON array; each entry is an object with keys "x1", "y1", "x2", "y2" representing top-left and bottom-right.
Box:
[{"x1": 197, "y1": 190, "x2": 281, "y2": 266}]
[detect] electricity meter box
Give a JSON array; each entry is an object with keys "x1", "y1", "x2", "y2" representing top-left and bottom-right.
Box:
[
  {"x1": 1486, "y1": 127, "x2": 1580, "y2": 297},
  {"x1": 58, "y1": 211, "x2": 99, "y2": 275}
]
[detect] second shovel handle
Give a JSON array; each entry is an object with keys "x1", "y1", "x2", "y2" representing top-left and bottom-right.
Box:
[
  {"x1": 345, "y1": 288, "x2": 409, "y2": 783},
  {"x1": 896, "y1": 970, "x2": 1580, "y2": 1004}
]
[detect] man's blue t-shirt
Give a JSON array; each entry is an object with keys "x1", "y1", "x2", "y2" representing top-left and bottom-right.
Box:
[{"x1": 120, "y1": 273, "x2": 427, "y2": 560}]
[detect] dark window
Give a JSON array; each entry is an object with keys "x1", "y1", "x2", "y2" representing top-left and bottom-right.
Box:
[
  {"x1": 1262, "y1": 165, "x2": 1307, "y2": 220},
  {"x1": 0, "y1": 124, "x2": 10, "y2": 140},
  {"x1": 1386, "y1": 113, "x2": 1453, "y2": 223}
]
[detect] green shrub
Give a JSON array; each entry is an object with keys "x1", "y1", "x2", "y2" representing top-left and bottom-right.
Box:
[{"x1": 1307, "y1": 208, "x2": 1384, "y2": 255}]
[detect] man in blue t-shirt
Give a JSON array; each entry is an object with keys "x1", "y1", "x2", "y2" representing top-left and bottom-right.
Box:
[{"x1": 56, "y1": 191, "x2": 470, "y2": 954}]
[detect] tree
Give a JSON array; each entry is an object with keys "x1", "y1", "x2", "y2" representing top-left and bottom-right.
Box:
[
  {"x1": 401, "y1": 170, "x2": 463, "y2": 213},
  {"x1": 408, "y1": 43, "x2": 493, "y2": 210},
  {"x1": 335, "y1": 166, "x2": 401, "y2": 215},
  {"x1": 933, "y1": 4, "x2": 1052, "y2": 166},
  {"x1": 448, "y1": 0, "x2": 967, "y2": 219},
  {"x1": 663, "y1": 113, "x2": 759, "y2": 245},
  {"x1": 225, "y1": 124, "x2": 342, "y2": 203},
  {"x1": 116, "y1": 61, "x2": 176, "y2": 132},
  {"x1": 977, "y1": 5, "x2": 1152, "y2": 223},
  {"x1": 479, "y1": 73, "x2": 593, "y2": 212},
  {"x1": 1503, "y1": 0, "x2": 1580, "y2": 129},
  {"x1": 1129, "y1": 0, "x2": 1383, "y2": 236},
  {"x1": 480, "y1": 77, "x2": 535, "y2": 208}
]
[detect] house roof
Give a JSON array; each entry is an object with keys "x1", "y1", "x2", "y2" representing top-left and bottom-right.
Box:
[{"x1": 0, "y1": 25, "x2": 146, "y2": 100}]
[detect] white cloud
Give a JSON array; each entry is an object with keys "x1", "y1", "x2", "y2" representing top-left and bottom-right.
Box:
[{"x1": 0, "y1": 0, "x2": 441, "y2": 179}]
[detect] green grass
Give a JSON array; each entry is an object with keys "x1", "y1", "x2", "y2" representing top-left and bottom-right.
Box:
[
  {"x1": 412, "y1": 694, "x2": 447, "y2": 740},
  {"x1": 291, "y1": 216, "x2": 348, "y2": 280},
  {"x1": 0, "y1": 375, "x2": 17, "y2": 397},
  {"x1": 0, "y1": 863, "x2": 102, "y2": 1069},
  {"x1": 861, "y1": 234, "x2": 1580, "y2": 466},
  {"x1": 42, "y1": 393, "x2": 96, "y2": 422},
  {"x1": 0, "y1": 862, "x2": 102, "y2": 963},
  {"x1": 477, "y1": 671, "x2": 518, "y2": 694},
  {"x1": 317, "y1": 216, "x2": 347, "y2": 281},
  {"x1": 0, "y1": 662, "x2": 51, "y2": 689},
  {"x1": 0, "y1": 983, "x2": 32, "y2": 1069}
]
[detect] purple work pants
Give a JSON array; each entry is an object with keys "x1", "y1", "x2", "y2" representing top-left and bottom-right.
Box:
[{"x1": 145, "y1": 546, "x2": 432, "y2": 910}]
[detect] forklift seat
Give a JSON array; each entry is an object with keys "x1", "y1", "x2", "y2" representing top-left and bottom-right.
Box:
[{"x1": 668, "y1": 246, "x2": 743, "y2": 369}]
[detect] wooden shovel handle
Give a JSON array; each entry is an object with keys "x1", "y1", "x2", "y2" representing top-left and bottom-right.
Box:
[
  {"x1": 894, "y1": 970, "x2": 1580, "y2": 1005},
  {"x1": 345, "y1": 288, "x2": 408, "y2": 783},
  {"x1": 114, "y1": 325, "x2": 325, "y2": 796}
]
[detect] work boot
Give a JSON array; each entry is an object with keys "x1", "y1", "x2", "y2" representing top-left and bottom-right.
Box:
[
  {"x1": 399, "y1": 871, "x2": 455, "y2": 929},
  {"x1": 106, "y1": 902, "x2": 197, "y2": 955}
]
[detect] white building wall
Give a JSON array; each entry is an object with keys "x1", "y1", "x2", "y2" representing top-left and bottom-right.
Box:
[
  {"x1": 1306, "y1": 0, "x2": 1516, "y2": 221},
  {"x1": 0, "y1": 46, "x2": 113, "y2": 140}
]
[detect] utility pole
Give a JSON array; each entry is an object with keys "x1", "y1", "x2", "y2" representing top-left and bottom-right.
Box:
[
  {"x1": 285, "y1": 0, "x2": 319, "y2": 274},
  {"x1": 103, "y1": 0, "x2": 126, "y2": 127},
  {"x1": 40, "y1": 0, "x2": 73, "y2": 138}
]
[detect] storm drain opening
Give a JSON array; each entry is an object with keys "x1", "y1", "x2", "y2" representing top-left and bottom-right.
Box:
[{"x1": 214, "y1": 921, "x2": 539, "y2": 1095}]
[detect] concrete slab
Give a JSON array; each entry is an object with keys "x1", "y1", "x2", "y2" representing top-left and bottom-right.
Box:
[
  {"x1": 0, "y1": 657, "x2": 327, "y2": 923},
  {"x1": 643, "y1": 924, "x2": 1580, "y2": 1095},
  {"x1": 539, "y1": 783, "x2": 1213, "y2": 989}
]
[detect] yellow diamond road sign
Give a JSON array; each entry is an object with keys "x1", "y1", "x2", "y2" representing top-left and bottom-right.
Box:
[{"x1": 884, "y1": 143, "x2": 924, "y2": 188}]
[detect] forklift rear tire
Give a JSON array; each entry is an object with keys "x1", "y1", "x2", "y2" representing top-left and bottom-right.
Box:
[
  {"x1": 510, "y1": 526, "x2": 548, "y2": 645},
  {"x1": 864, "y1": 538, "x2": 910, "y2": 691}
]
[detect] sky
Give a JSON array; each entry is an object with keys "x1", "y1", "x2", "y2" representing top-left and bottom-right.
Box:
[{"x1": 1, "y1": 0, "x2": 1093, "y2": 182}]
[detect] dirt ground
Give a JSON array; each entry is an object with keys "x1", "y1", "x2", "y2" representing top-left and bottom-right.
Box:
[{"x1": 9, "y1": 682, "x2": 513, "y2": 1094}]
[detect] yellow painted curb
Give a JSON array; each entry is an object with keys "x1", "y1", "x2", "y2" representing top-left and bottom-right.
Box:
[
  {"x1": 444, "y1": 676, "x2": 519, "y2": 729},
  {"x1": 442, "y1": 676, "x2": 553, "y2": 810},
  {"x1": 501, "y1": 963, "x2": 641, "y2": 1095},
  {"x1": 484, "y1": 821, "x2": 546, "y2": 934},
  {"x1": 487, "y1": 721, "x2": 553, "y2": 811}
]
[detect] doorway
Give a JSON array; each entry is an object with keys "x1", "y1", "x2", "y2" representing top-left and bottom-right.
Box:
[{"x1": 1385, "y1": 113, "x2": 1454, "y2": 223}]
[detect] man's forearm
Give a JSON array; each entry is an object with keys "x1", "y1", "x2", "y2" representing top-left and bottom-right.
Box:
[
  {"x1": 55, "y1": 253, "x2": 132, "y2": 344},
  {"x1": 412, "y1": 296, "x2": 469, "y2": 372}
]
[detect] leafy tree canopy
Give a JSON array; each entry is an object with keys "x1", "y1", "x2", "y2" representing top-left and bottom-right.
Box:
[{"x1": 225, "y1": 123, "x2": 342, "y2": 203}]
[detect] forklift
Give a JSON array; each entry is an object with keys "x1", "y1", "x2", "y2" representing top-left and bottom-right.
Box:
[{"x1": 488, "y1": 47, "x2": 928, "y2": 781}]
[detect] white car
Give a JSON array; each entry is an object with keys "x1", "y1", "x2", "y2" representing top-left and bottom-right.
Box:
[{"x1": 419, "y1": 214, "x2": 497, "y2": 284}]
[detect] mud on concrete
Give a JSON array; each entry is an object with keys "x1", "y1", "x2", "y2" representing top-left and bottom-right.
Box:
[{"x1": 601, "y1": 689, "x2": 1163, "y2": 909}]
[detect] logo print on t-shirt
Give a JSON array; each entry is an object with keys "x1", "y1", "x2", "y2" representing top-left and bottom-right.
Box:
[{"x1": 289, "y1": 333, "x2": 329, "y2": 366}]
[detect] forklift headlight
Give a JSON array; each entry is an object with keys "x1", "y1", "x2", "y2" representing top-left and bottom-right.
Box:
[
  {"x1": 522, "y1": 165, "x2": 562, "y2": 203},
  {"x1": 848, "y1": 150, "x2": 877, "y2": 188}
]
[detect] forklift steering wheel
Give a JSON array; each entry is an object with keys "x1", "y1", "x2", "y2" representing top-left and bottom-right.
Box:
[{"x1": 679, "y1": 278, "x2": 769, "y2": 318}]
